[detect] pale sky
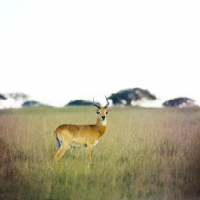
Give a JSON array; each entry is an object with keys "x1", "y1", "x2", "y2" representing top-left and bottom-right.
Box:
[{"x1": 1, "y1": 0, "x2": 200, "y2": 107}]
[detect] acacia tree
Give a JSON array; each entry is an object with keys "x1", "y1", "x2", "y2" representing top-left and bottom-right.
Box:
[
  {"x1": 0, "y1": 94, "x2": 6, "y2": 100},
  {"x1": 0, "y1": 93, "x2": 29, "y2": 108},
  {"x1": 163, "y1": 97, "x2": 196, "y2": 107},
  {"x1": 0, "y1": 94, "x2": 7, "y2": 109},
  {"x1": 108, "y1": 88, "x2": 156, "y2": 106}
]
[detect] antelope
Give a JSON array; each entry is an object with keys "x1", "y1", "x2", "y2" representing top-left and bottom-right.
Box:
[{"x1": 54, "y1": 97, "x2": 111, "y2": 167}]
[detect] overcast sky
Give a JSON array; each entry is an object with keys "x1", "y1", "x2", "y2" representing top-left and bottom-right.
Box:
[{"x1": 1, "y1": 0, "x2": 200, "y2": 107}]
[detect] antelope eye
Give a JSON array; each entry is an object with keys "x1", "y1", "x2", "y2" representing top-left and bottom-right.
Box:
[
  {"x1": 96, "y1": 111, "x2": 100, "y2": 114},
  {"x1": 106, "y1": 111, "x2": 108, "y2": 114}
]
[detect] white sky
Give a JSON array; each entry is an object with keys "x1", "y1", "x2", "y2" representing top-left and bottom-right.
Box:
[{"x1": 1, "y1": 0, "x2": 200, "y2": 107}]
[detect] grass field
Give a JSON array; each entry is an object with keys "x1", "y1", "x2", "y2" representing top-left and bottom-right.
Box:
[{"x1": 0, "y1": 106, "x2": 200, "y2": 200}]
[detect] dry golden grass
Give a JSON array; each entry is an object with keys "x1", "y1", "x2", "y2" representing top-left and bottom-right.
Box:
[{"x1": 0, "y1": 106, "x2": 200, "y2": 199}]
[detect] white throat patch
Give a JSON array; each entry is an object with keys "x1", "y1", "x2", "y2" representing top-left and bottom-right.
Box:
[{"x1": 101, "y1": 119, "x2": 106, "y2": 126}]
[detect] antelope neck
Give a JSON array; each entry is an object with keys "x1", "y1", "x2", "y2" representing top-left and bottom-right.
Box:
[{"x1": 96, "y1": 117, "x2": 107, "y2": 135}]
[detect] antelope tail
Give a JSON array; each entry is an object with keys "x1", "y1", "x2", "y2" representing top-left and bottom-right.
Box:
[{"x1": 55, "y1": 131, "x2": 62, "y2": 149}]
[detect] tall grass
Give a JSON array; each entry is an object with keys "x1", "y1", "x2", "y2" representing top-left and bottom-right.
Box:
[{"x1": 0, "y1": 106, "x2": 200, "y2": 199}]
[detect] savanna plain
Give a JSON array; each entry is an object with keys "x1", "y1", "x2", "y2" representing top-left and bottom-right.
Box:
[{"x1": 0, "y1": 106, "x2": 200, "y2": 200}]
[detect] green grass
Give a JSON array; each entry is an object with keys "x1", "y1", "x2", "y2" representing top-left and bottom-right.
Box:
[{"x1": 0, "y1": 106, "x2": 200, "y2": 199}]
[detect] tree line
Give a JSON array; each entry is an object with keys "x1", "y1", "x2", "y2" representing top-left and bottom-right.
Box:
[{"x1": 0, "y1": 88, "x2": 197, "y2": 108}]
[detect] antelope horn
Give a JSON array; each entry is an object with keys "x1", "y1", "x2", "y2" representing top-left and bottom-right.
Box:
[
  {"x1": 103, "y1": 96, "x2": 110, "y2": 109},
  {"x1": 93, "y1": 98, "x2": 101, "y2": 110}
]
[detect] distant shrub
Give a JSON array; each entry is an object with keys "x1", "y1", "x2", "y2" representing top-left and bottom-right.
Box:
[
  {"x1": 67, "y1": 100, "x2": 100, "y2": 106},
  {"x1": 22, "y1": 100, "x2": 44, "y2": 107},
  {"x1": 163, "y1": 97, "x2": 196, "y2": 107}
]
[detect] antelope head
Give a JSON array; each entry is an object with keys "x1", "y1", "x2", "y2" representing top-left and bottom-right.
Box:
[{"x1": 92, "y1": 96, "x2": 111, "y2": 123}]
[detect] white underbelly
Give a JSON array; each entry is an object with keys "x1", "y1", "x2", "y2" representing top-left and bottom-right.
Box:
[
  {"x1": 70, "y1": 141, "x2": 87, "y2": 148},
  {"x1": 93, "y1": 140, "x2": 98, "y2": 147}
]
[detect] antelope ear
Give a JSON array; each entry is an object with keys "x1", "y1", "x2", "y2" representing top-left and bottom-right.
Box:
[
  {"x1": 92, "y1": 106, "x2": 99, "y2": 112},
  {"x1": 106, "y1": 108, "x2": 112, "y2": 113}
]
